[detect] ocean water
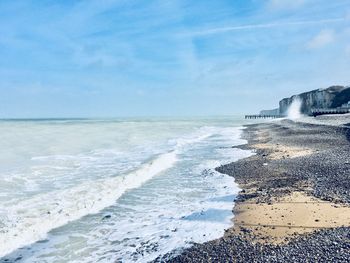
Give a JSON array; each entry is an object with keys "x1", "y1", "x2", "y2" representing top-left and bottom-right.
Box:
[{"x1": 0, "y1": 117, "x2": 254, "y2": 262}]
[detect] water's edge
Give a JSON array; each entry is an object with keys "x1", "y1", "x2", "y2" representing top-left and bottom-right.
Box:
[{"x1": 154, "y1": 127, "x2": 255, "y2": 262}]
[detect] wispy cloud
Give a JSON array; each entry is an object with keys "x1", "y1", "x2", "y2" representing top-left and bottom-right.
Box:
[
  {"x1": 183, "y1": 17, "x2": 345, "y2": 37},
  {"x1": 307, "y1": 29, "x2": 335, "y2": 49},
  {"x1": 267, "y1": 0, "x2": 307, "y2": 11}
]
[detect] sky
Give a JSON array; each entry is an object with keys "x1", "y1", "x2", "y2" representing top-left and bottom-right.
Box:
[{"x1": 0, "y1": 0, "x2": 350, "y2": 118}]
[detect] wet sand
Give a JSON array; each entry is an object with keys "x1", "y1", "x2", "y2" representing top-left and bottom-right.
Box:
[
  {"x1": 231, "y1": 191, "x2": 350, "y2": 244},
  {"x1": 156, "y1": 119, "x2": 350, "y2": 262}
]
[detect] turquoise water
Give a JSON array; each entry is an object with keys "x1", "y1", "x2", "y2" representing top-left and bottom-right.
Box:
[{"x1": 0, "y1": 117, "x2": 254, "y2": 262}]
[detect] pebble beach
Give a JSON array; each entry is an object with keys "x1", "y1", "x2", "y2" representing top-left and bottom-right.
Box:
[{"x1": 157, "y1": 117, "x2": 350, "y2": 262}]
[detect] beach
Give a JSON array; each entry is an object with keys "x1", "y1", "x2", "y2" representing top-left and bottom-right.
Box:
[
  {"x1": 160, "y1": 118, "x2": 350, "y2": 262},
  {"x1": 1, "y1": 117, "x2": 349, "y2": 262}
]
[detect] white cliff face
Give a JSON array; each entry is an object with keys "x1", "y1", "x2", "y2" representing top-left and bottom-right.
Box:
[
  {"x1": 279, "y1": 86, "x2": 350, "y2": 116},
  {"x1": 259, "y1": 108, "x2": 280, "y2": 115}
]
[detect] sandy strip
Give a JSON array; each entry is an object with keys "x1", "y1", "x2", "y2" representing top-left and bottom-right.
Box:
[
  {"x1": 252, "y1": 143, "x2": 313, "y2": 160},
  {"x1": 228, "y1": 191, "x2": 350, "y2": 244},
  {"x1": 252, "y1": 129, "x2": 313, "y2": 160}
]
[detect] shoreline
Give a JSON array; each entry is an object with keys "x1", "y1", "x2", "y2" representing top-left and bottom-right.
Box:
[{"x1": 159, "y1": 119, "x2": 350, "y2": 262}]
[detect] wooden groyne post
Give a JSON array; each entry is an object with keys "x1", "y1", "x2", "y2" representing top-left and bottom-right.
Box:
[
  {"x1": 245, "y1": 115, "x2": 285, "y2": 119},
  {"x1": 311, "y1": 108, "x2": 350, "y2": 117}
]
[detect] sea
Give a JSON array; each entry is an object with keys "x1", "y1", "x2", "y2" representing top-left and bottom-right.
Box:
[{"x1": 0, "y1": 117, "x2": 255, "y2": 262}]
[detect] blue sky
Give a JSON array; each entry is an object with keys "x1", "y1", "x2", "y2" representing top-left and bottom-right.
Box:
[{"x1": 0, "y1": 0, "x2": 350, "y2": 117}]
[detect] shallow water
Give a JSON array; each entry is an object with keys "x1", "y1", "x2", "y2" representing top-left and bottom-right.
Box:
[{"x1": 0, "y1": 117, "x2": 253, "y2": 262}]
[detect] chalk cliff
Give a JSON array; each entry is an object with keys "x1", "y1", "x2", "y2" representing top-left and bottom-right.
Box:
[
  {"x1": 279, "y1": 86, "x2": 350, "y2": 115},
  {"x1": 259, "y1": 108, "x2": 280, "y2": 116}
]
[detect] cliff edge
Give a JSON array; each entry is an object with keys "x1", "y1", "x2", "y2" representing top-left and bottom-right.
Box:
[{"x1": 279, "y1": 86, "x2": 350, "y2": 115}]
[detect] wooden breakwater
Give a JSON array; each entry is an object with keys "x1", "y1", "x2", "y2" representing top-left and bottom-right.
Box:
[
  {"x1": 311, "y1": 108, "x2": 350, "y2": 117},
  {"x1": 245, "y1": 115, "x2": 285, "y2": 119}
]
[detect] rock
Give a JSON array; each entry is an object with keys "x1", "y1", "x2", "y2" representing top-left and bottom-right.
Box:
[{"x1": 102, "y1": 215, "x2": 112, "y2": 220}]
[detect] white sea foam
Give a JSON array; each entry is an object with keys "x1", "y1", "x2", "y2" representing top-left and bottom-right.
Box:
[
  {"x1": 0, "y1": 152, "x2": 177, "y2": 258},
  {"x1": 288, "y1": 97, "x2": 303, "y2": 120},
  {"x1": 0, "y1": 119, "x2": 253, "y2": 262}
]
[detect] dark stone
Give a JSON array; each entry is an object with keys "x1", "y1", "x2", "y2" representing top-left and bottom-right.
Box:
[{"x1": 102, "y1": 214, "x2": 112, "y2": 220}]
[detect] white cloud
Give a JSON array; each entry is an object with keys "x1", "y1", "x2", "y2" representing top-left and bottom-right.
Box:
[
  {"x1": 267, "y1": 0, "x2": 306, "y2": 10},
  {"x1": 182, "y1": 18, "x2": 344, "y2": 37},
  {"x1": 307, "y1": 29, "x2": 335, "y2": 49}
]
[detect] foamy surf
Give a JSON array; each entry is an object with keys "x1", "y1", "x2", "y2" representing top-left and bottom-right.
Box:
[
  {"x1": 287, "y1": 97, "x2": 303, "y2": 120},
  {"x1": 0, "y1": 152, "x2": 177, "y2": 258},
  {"x1": 0, "y1": 118, "x2": 253, "y2": 262}
]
